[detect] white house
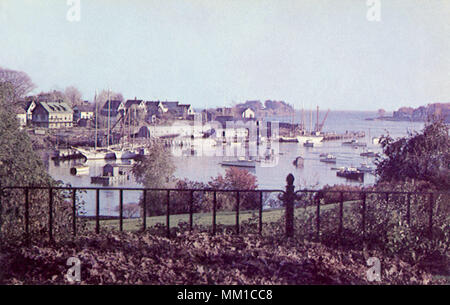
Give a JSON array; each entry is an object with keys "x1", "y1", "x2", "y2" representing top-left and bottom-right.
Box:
[{"x1": 241, "y1": 107, "x2": 255, "y2": 119}]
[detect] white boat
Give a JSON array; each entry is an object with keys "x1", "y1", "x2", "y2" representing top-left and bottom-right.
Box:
[
  {"x1": 320, "y1": 154, "x2": 336, "y2": 163},
  {"x1": 342, "y1": 139, "x2": 367, "y2": 147},
  {"x1": 73, "y1": 147, "x2": 114, "y2": 160},
  {"x1": 357, "y1": 162, "x2": 374, "y2": 173},
  {"x1": 220, "y1": 157, "x2": 256, "y2": 168},
  {"x1": 297, "y1": 135, "x2": 324, "y2": 144},
  {"x1": 70, "y1": 164, "x2": 90, "y2": 175},
  {"x1": 110, "y1": 148, "x2": 138, "y2": 159},
  {"x1": 336, "y1": 167, "x2": 364, "y2": 181}
]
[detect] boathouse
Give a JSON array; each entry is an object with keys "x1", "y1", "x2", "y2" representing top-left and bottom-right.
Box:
[{"x1": 103, "y1": 164, "x2": 122, "y2": 177}]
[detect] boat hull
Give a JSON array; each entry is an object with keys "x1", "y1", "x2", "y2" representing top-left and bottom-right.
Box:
[
  {"x1": 220, "y1": 160, "x2": 256, "y2": 168},
  {"x1": 74, "y1": 147, "x2": 110, "y2": 160},
  {"x1": 336, "y1": 171, "x2": 364, "y2": 181},
  {"x1": 297, "y1": 136, "x2": 323, "y2": 144}
]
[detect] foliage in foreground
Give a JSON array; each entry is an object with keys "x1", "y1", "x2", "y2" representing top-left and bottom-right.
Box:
[
  {"x1": 0, "y1": 229, "x2": 441, "y2": 285},
  {"x1": 376, "y1": 118, "x2": 449, "y2": 190},
  {"x1": 1, "y1": 82, "x2": 86, "y2": 241}
]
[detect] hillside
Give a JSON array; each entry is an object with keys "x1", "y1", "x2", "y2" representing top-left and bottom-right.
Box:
[
  {"x1": 393, "y1": 103, "x2": 450, "y2": 123},
  {"x1": 235, "y1": 100, "x2": 295, "y2": 117}
]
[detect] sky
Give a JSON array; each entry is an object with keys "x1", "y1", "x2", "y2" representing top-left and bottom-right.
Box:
[{"x1": 0, "y1": 0, "x2": 449, "y2": 111}]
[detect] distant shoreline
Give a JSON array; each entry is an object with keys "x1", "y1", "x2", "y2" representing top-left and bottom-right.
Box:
[{"x1": 364, "y1": 116, "x2": 420, "y2": 122}]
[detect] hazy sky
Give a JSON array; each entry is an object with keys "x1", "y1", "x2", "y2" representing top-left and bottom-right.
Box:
[{"x1": 1, "y1": 0, "x2": 449, "y2": 110}]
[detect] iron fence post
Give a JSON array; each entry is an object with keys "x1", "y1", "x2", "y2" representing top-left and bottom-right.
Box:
[
  {"x1": 72, "y1": 189, "x2": 77, "y2": 236},
  {"x1": 339, "y1": 191, "x2": 344, "y2": 238},
  {"x1": 285, "y1": 174, "x2": 295, "y2": 237},
  {"x1": 166, "y1": 190, "x2": 170, "y2": 238},
  {"x1": 361, "y1": 192, "x2": 366, "y2": 238},
  {"x1": 142, "y1": 190, "x2": 147, "y2": 231},
  {"x1": 316, "y1": 193, "x2": 320, "y2": 240},
  {"x1": 119, "y1": 189, "x2": 123, "y2": 232},
  {"x1": 95, "y1": 189, "x2": 100, "y2": 234},
  {"x1": 24, "y1": 188, "x2": 29, "y2": 245},
  {"x1": 212, "y1": 191, "x2": 217, "y2": 235},
  {"x1": 189, "y1": 190, "x2": 193, "y2": 231},
  {"x1": 259, "y1": 191, "x2": 263, "y2": 235},
  {"x1": 48, "y1": 188, "x2": 53, "y2": 242},
  {"x1": 235, "y1": 191, "x2": 240, "y2": 235}
]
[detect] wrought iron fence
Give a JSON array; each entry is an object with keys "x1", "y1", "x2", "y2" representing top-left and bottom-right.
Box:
[{"x1": 0, "y1": 174, "x2": 448, "y2": 244}]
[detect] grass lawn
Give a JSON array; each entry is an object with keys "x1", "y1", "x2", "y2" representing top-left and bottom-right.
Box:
[{"x1": 89, "y1": 200, "x2": 359, "y2": 232}]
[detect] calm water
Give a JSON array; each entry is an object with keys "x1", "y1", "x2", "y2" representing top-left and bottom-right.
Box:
[{"x1": 45, "y1": 111, "x2": 424, "y2": 216}]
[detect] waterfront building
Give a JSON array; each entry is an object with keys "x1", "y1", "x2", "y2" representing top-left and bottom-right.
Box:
[
  {"x1": 31, "y1": 100, "x2": 73, "y2": 128},
  {"x1": 73, "y1": 103, "x2": 94, "y2": 121},
  {"x1": 125, "y1": 99, "x2": 147, "y2": 112},
  {"x1": 239, "y1": 107, "x2": 256, "y2": 119},
  {"x1": 145, "y1": 100, "x2": 194, "y2": 120}
]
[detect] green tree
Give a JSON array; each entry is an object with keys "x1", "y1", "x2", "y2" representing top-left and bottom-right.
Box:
[
  {"x1": 132, "y1": 142, "x2": 176, "y2": 216},
  {"x1": 0, "y1": 83, "x2": 83, "y2": 242},
  {"x1": 375, "y1": 117, "x2": 449, "y2": 190},
  {"x1": 0, "y1": 83, "x2": 52, "y2": 187}
]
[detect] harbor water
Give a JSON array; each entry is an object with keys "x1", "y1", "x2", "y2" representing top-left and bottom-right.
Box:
[{"x1": 45, "y1": 111, "x2": 425, "y2": 216}]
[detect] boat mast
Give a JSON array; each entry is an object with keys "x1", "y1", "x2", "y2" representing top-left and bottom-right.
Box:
[
  {"x1": 316, "y1": 106, "x2": 319, "y2": 133},
  {"x1": 94, "y1": 90, "x2": 98, "y2": 150},
  {"x1": 301, "y1": 102, "x2": 305, "y2": 132},
  {"x1": 107, "y1": 89, "x2": 110, "y2": 149}
]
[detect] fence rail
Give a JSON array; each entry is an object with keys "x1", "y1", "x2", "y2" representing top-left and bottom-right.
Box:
[{"x1": 0, "y1": 174, "x2": 448, "y2": 244}]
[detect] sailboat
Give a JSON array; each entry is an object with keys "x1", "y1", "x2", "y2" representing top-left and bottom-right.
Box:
[
  {"x1": 73, "y1": 90, "x2": 114, "y2": 160},
  {"x1": 297, "y1": 106, "x2": 323, "y2": 144}
]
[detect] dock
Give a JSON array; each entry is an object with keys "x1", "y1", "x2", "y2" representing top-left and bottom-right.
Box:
[{"x1": 322, "y1": 131, "x2": 365, "y2": 141}]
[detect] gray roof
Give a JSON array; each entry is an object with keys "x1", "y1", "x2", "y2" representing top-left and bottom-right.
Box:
[
  {"x1": 125, "y1": 99, "x2": 144, "y2": 108},
  {"x1": 74, "y1": 103, "x2": 94, "y2": 112},
  {"x1": 101, "y1": 100, "x2": 123, "y2": 111},
  {"x1": 39, "y1": 101, "x2": 73, "y2": 114}
]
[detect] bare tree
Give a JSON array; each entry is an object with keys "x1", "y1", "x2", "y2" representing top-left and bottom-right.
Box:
[
  {"x1": 0, "y1": 67, "x2": 35, "y2": 102},
  {"x1": 95, "y1": 89, "x2": 124, "y2": 109},
  {"x1": 65, "y1": 86, "x2": 83, "y2": 107}
]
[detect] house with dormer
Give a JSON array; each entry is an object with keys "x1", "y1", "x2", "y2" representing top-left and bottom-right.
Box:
[{"x1": 31, "y1": 101, "x2": 73, "y2": 128}]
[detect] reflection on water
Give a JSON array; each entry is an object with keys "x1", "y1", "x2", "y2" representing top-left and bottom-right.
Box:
[{"x1": 46, "y1": 111, "x2": 425, "y2": 216}]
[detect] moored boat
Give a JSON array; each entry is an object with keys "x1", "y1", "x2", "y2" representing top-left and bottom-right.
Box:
[
  {"x1": 357, "y1": 162, "x2": 374, "y2": 173},
  {"x1": 297, "y1": 134, "x2": 324, "y2": 144},
  {"x1": 320, "y1": 154, "x2": 336, "y2": 163},
  {"x1": 70, "y1": 164, "x2": 90, "y2": 175},
  {"x1": 293, "y1": 156, "x2": 304, "y2": 167},
  {"x1": 342, "y1": 139, "x2": 367, "y2": 147},
  {"x1": 73, "y1": 147, "x2": 114, "y2": 160},
  {"x1": 303, "y1": 140, "x2": 314, "y2": 147},
  {"x1": 360, "y1": 150, "x2": 380, "y2": 158},
  {"x1": 220, "y1": 157, "x2": 256, "y2": 168},
  {"x1": 279, "y1": 136, "x2": 298, "y2": 143},
  {"x1": 336, "y1": 167, "x2": 364, "y2": 181}
]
